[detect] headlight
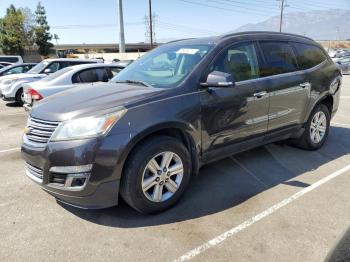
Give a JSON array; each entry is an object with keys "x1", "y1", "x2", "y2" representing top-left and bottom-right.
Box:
[{"x1": 50, "y1": 107, "x2": 127, "y2": 141}]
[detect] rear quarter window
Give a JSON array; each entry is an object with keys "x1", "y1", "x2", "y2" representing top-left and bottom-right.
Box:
[
  {"x1": 259, "y1": 41, "x2": 298, "y2": 77},
  {"x1": 292, "y1": 43, "x2": 327, "y2": 70}
]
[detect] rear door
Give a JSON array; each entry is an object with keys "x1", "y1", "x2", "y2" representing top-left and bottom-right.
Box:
[{"x1": 258, "y1": 41, "x2": 310, "y2": 135}]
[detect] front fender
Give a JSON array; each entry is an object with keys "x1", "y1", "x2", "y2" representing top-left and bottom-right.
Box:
[{"x1": 118, "y1": 121, "x2": 197, "y2": 165}]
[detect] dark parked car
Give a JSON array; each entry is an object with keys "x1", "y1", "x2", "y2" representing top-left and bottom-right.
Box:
[
  {"x1": 22, "y1": 32, "x2": 342, "y2": 214},
  {"x1": 0, "y1": 63, "x2": 37, "y2": 77}
]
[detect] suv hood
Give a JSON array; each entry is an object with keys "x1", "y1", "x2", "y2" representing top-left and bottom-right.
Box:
[{"x1": 30, "y1": 82, "x2": 165, "y2": 121}]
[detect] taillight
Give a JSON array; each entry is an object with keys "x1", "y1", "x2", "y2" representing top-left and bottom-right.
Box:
[{"x1": 28, "y1": 88, "x2": 43, "y2": 101}]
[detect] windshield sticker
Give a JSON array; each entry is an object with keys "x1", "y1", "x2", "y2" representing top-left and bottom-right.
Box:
[{"x1": 176, "y1": 48, "x2": 200, "y2": 55}]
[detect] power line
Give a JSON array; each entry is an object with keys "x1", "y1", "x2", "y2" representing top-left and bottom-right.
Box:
[
  {"x1": 177, "y1": 0, "x2": 272, "y2": 17},
  {"x1": 207, "y1": 0, "x2": 277, "y2": 15}
]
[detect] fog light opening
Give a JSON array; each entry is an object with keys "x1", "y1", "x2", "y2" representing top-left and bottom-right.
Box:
[{"x1": 71, "y1": 177, "x2": 87, "y2": 187}]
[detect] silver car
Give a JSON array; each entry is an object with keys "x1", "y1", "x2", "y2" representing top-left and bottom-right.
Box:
[
  {"x1": 23, "y1": 63, "x2": 125, "y2": 109},
  {"x1": 336, "y1": 57, "x2": 350, "y2": 75}
]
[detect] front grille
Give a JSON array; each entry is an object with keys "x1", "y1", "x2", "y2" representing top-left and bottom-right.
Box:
[
  {"x1": 25, "y1": 163, "x2": 44, "y2": 183},
  {"x1": 26, "y1": 117, "x2": 60, "y2": 146}
]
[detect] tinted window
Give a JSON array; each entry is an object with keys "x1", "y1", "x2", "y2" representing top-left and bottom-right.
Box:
[
  {"x1": 6, "y1": 66, "x2": 23, "y2": 74},
  {"x1": 292, "y1": 43, "x2": 327, "y2": 70},
  {"x1": 46, "y1": 62, "x2": 60, "y2": 73},
  {"x1": 69, "y1": 61, "x2": 93, "y2": 66},
  {"x1": 95, "y1": 68, "x2": 109, "y2": 82},
  {"x1": 107, "y1": 67, "x2": 122, "y2": 78},
  {"x1": 260, "y1": 41, "x2": 298, "y2": 76},
  {"x1": 0, "y1": 57, "x2": 19, "y2": 63},
  {"x1": 72, "y1": 69, "x2": 97, "y2": 83},
  {"x1": 210, "y1": 42, "x2": 260, "y2": 82}
]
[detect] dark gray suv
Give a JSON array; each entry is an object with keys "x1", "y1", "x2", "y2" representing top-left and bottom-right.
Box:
[{"x1": 21, "y1": 32, "x2": 342, "y2": 214}]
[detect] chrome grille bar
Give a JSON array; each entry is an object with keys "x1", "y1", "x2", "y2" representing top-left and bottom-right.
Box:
[
  {"x1": 25, "y1": 163, "x2": 44, "y2": 183},
  {"x1": 25, "y1": 117, "x2": 60, "y2": 146}
]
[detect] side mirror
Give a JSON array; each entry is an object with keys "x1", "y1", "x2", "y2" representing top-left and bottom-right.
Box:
[
  {"x1": 44, "y1": 68, "x2": 52, "y2": 74},
  {"x1": 200, "y1": 71, "x2": 235, "y2": 88}
]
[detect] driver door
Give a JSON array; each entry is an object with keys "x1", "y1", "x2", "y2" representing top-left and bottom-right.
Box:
[{"x1": 200, "y1": 42, "x2": 269, "y2": 155}]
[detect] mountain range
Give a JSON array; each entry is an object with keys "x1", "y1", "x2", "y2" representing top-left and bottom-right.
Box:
[{"x1": 230, "y1": 9, "x2": 350, "y2": 40}]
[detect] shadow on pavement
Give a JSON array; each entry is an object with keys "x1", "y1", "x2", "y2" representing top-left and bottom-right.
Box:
[
  {"x1": 60, "y1": 126, "x2": 350, "y2": 228},
  {"x1": 5, "y1": 102, "x2": 21, "y2": 108}
]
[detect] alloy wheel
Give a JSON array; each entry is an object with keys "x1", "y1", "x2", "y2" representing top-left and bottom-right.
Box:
[
  {"x1": 310, "y1": 111, "x2": 327, "y2": 144},
  {"x1": 141, "y1": 151, "x2": 184, "y2": 202}
]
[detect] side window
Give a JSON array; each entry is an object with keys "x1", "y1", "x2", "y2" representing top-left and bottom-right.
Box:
[
  {"x1": 46, "y1": 62, "x2": 60, "y2": 73},
  {"x1": 95, "y1": 68, "x2": 109, "y2": 82},
  {"x1": 210, "y1": 42, "x2": 260, "y2": 82},
  {"x1": 7, "y1": 66, "x2": 23, "y2": 74},
  {"x1": 107, "y1": 67, "x2": 122, "y2": 79},
  {"x1": 259, "y1": 41, "x2": 298, "y2": 76},
  {"x1": 72, "y1": 69, "x2": 97, "y2": 83},
  {"x1": 292, "y1": 43, "x2": 327, "y2": 70},
  {"x1": 58, "y1": 61, "x2": 70, "y2": 69}
]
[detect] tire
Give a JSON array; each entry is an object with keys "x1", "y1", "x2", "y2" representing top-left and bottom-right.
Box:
[
  {"x1": 15, "y1": 88, "x2": 24, "y2": 106},
  {"x1": 120, "y1": 136, "x2": 192, "y2": 214},
  {"x1": 295, "y1": 104, "x2": 330, "y2": 150}
]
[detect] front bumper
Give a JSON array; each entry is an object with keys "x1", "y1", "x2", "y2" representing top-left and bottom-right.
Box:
[
  {"x1": 0, "y1": 89, "x2": 15, "y2": 101},
  {"x1": 0, "y1": 85, "x2": 15, "y2": 101},
  {"x1": 21, "y1": 133, "x2": 131, "y2": 209}
]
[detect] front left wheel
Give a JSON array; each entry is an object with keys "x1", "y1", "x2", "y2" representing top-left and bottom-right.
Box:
[{"x1": 120, "y1": 136, "x2": 192, "y2": 214}]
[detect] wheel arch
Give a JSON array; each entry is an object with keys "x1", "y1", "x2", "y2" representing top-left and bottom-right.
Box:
[{"x1": 119, "y1": 122, "x2": 200, "y2": 182}]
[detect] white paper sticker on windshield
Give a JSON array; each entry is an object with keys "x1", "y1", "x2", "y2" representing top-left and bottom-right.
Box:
[{"x1": 176, "y1": 48, "x2": 199, "y2": 55}]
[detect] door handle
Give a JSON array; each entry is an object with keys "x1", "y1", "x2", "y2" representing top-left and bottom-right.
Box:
[
  {"x1": 299, "y1": 82, "x2": 311, "y2": 88},
  {"x1": 253, "y1": 91, "x2": 267, "y2": 98}
]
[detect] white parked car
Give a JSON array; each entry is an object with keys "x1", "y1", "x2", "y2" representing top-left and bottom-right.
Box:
[
  {"x1": 0, "y1": 58, "x2": 100, "y2": 105},
  {"x1": 0, "y1": 55, "x2": 23, "y2": 64},
  {"x1": 23, "y1": 63, "x2": 125, "y2": 109}
]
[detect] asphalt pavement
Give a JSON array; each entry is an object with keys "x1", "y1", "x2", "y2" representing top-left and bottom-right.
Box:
[{"x1": 0, "y1": 76, "x2": 349, "y2": 262}]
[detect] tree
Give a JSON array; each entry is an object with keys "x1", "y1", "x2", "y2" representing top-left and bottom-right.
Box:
[
  {"x1": 34, "y1": 2, "x2": 53, "y2": 56},
  {"x1": 20, "y1": 7, "x2": 36, "y2": 48},
  {"x1": 0, "y1": 5, "x2": 28, "y2": 55}
]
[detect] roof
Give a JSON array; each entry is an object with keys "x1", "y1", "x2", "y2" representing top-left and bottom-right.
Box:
[
  {"x1": 167, "y1": 31, "x2": 316, "y2": 46},
  {"x1": 68, "y1": 63, "x2": 125, "y2": 70},
  {"x1": 43, "y1": 58, "x2": 102, "y2": 62},
  {"x1": 220, "y1": 31, "x2": 314, "y2": 41}
]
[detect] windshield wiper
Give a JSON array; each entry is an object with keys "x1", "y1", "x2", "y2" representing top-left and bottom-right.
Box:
[{"x1": 114, "y1": 80, "x2": 150, "y2": 87}]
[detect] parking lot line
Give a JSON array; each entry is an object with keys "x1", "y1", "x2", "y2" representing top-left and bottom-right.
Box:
[
  {"x1": 332, "y1": 122, "x2": 350, "y2": 128},
  {"x1": 174, "y1": 163, "x2": 350, "y2": 262},
  {"x1": 0, "y1": 147, "x2": 20, "y2": 154},
  {"x1": 230, "y1": 156, "x2": 269, "y2": 188}
]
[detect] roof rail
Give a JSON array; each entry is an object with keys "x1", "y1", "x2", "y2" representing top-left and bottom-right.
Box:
[
  {"x1": 221, "y1": 31, "x2": 314, "y2": 41},
  {"x1": 166, "y1": 38, "x2": 196, "y2": 44}
]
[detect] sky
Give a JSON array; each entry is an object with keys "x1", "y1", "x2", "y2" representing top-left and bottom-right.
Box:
[{"x1": 0, "y1": 0, "x2": 349, "y2": 44}]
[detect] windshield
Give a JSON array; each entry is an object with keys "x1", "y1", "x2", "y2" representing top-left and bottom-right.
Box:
[
  {"x1": 0, "y1": 65, "x2": 12, "y2": 73},
  {"x1": 111, "y1": 44, "x2": 213, "y2": 88},
  {"x1": 41, "y1": 67, "x2": 73, "y2": 81},
  {"x1": 28, "y1": 61, "x2": 49, "y2": 74}
]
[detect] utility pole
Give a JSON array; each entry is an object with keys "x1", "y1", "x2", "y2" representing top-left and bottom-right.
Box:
[
  {"x1": 149, "y1": 0, "x2": 153, "y2": 49},
  {"x1": 279, "y1": 0, "x2": 285, "y2": 32},
  {"x1": 118, "y1": 0, "x2": 126, "y2": 53}
]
